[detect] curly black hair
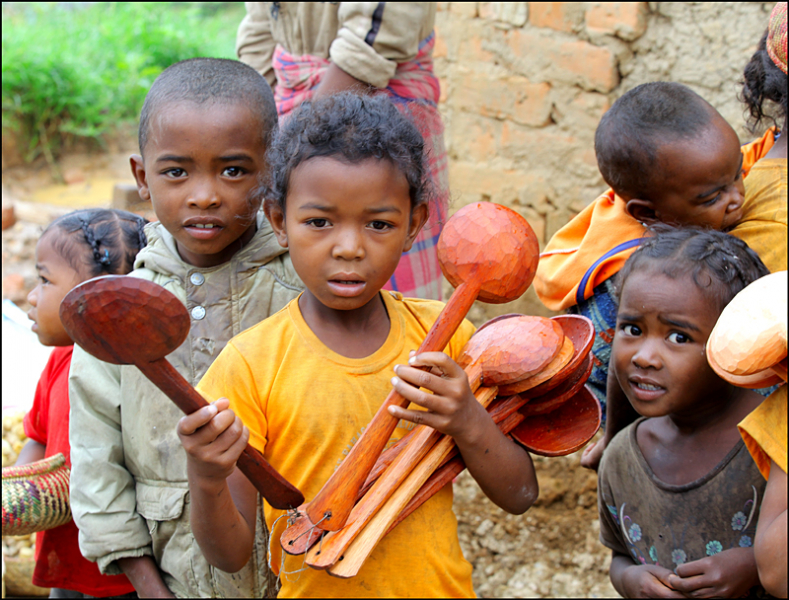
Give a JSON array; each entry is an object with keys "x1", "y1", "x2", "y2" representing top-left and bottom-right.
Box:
[
  {"x1": 741, "y1": 31, "x2": 788, "y2": 133},
  {"x1": 265, "y1": 93, "x2": 432, "y2": 212},
  {"x1": 43, "y1": 208, "x2": 148, "y2": 278},
  {"x1": 615, "y1": 225, "x2": 769, "y2": 313}
]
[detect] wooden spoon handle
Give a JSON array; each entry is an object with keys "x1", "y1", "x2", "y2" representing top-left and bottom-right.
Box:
[
  {"x1": 306, "y1": 279, "x2": 481, "y2": 530},
  {"x1": 138, "y1": 360, "x2": 304, "y2": 510}
]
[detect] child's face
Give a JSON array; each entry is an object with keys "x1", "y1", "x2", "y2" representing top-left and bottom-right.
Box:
[
  {"x1": 27, "y1": 232, "x2": 83, "y2": 346},
  {"x1": 627, "y1": 114, "x2": 745, "y2": 231},
  {"x1": 130, "y1": 101, "x2": 266, "y2": 268},
  {"x1": 612, "y1": 268, "x2": 727, "y2": 419},
  {"x1": 267, "y1": 157, "x2": 427, "y2": 313}
]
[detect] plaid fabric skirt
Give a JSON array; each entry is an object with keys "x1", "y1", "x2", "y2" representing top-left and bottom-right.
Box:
[{"x1": 272, "y1": 34, "x2": 447, "y2": 300}]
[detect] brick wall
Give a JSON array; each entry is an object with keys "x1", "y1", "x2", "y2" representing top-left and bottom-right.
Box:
[{"x1": 434, "y1": 2, "x2": 774, "y2": 321}]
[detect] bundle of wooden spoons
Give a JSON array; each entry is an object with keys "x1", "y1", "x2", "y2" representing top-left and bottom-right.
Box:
[{"x1": 279, "y1": 312, "x2": 599, "y2": 577}]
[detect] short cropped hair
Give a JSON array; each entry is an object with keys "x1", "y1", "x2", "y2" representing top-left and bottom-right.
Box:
[
  {"x1": 595, "y1": 82, "x2": 715, "y2": 199},
  {"x1": 138, "y1": 58, "x2": 278, "y2": 154},
  {"x1": 265, "y1": 93, "x2": 432, "y2": 212},
  {"x1": 741, "y1": 31, "x2": 788, "y2": 133},
  {"x1": 616, "y1": 225, "x2": 769, "y2": 313}
]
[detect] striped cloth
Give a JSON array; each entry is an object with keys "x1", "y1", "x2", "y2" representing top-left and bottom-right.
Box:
[{"x1": 272, "y1": 33, "x2": 447, "y2": 300}]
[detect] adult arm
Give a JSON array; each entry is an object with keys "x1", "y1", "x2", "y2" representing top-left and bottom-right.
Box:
[
  {"x1": 754, "y1": 460, "x2": 787, "y2": 597},
  {"x1": 236, "y1": 2, "x2": 276, "y2": 88},
  {"x1": 68, "y1": 345, "x2": 168, "y2": 596}
]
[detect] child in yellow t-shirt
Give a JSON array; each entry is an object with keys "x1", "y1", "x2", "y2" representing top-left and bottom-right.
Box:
[{"x1": 176, "y1": 93, "x2": 538, "y2": 598}]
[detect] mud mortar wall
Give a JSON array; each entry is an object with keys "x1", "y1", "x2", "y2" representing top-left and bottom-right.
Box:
[{"x1": 434, "y1": 2, "x2": 774, "y2": 322}]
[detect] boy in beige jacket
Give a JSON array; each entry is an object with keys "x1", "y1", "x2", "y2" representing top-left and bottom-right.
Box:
[{"x1": 68, "y1": 58, "x2": 301, "y2": 598}]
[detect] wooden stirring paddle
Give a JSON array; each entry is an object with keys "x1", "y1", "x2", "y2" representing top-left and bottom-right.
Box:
[
  {"x1": 59, "y1": 275, "x2": 304, "y2": 510},
  {"x1": 304, "y1": 202, "x2": 540, "y2": 531}
]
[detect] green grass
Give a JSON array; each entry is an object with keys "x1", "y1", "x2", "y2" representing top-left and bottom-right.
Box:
[{"x1": 2, "y1": 2, "x2": 246, "y2": 166}]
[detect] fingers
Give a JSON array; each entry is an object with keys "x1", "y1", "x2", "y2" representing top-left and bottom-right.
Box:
[
  {"x1": 177, "y1": 398, "x2": 247, "y2": 472},
  {"x1": 388, "y1": 405, "x2": 444, "y2": 430}
]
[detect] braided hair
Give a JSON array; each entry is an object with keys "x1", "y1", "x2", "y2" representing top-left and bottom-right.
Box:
[
  {"x1": 43, "y1": 208, "x2": 148, "y2": 278},
  {"x1": 615, "y1": 225, "x2": 770, "y2": 313}
]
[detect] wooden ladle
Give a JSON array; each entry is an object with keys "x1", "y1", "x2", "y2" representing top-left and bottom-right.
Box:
[
  {"x1": 59, "y1": 275, "x2": 305, "y2": 510},
  {"x1": 304, "y1": 202, "x2": 540, "y2": 531}
]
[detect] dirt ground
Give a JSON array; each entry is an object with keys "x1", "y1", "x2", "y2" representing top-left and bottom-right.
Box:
[{"x1": 1, "y1": 144, "x2": 619, "y2": 598}]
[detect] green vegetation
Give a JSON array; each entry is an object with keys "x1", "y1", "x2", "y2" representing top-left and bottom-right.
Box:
[{"x1": 2, "y1": 2, "x2": 246, "y2": 166}]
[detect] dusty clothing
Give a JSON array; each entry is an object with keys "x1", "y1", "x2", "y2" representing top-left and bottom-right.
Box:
[
  {"x1": 68, "y1": 213, "x2": 302, "y2": 598},
  {"x1": 237, "y1": 2, "x2": 436, "y2": 89},
  {"x1": 197, "y1": 291, "x2": 476, "y2": 598},
  {"x1": 23, "y1": 346, "x2": 134, "y2": 596},
  {"x1": 739, "y1": 385, "x2": 788, "y2": 480},
  {"x1": 598, "y1": 419, "x2": 767, "y2": 575}
]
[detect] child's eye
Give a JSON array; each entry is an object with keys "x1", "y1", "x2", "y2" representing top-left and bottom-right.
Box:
[
  {"x1": 38, "y1": 275, "x2": 50, "y2": 285},
  {"x1": 620, "y1": 324, "x2": 641, "y2": 336},
  {"x1": 667, "y1": 332, "x2": 691, "y2": 344},
  {"x1": 163, "y1": 167, "x2": 186, "y2": 178},
  {"x1": 222, "y1": 166, "x2": 245, "y2": 177},
  {"x1": 369, "y1": 221, "x2": 393, "y2": 231},
  {"x1": 703, "y1": 193, "x2": 721, "y2": 206},
  {"x1": 306, "y1": 218, "x2": 329, "y2": 228}
]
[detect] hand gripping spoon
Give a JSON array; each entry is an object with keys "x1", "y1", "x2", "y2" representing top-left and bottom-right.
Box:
[{"x1": 59, "y1": 275, "x2": 304, "y2": 510}]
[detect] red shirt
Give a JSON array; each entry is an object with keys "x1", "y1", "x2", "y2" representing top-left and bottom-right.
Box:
[{"x1": 23, "y1": 345, "x2": 135, "y2": 596}]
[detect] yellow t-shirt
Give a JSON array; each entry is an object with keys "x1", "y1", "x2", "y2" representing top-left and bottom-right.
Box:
[
  {"x1": 738, "y1": 385, "x2": 788, "y2": 480},
  {"x1": 197, "y1": 291, "x2": 476, "y2": 598},
  {"x1": 731, "y1": 158, "x2": 788, "y2": 273}
]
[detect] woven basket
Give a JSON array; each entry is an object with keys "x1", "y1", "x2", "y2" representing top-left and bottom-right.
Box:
[{"x1": 2, "y1": 454, "x2": 71, "y2": 536}]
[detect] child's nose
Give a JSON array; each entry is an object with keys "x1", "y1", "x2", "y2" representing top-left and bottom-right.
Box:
[
  {"x1": 332, "y1": 229, "x2": 365, "y2": 260},
  {"x1": 187, "y1": 181, "x2": 221, "y2": 210},
  {"x1": 27, "y1": 285, "x2": 38, "y2": 307},
  {"x1": 726, "y1": 181, "x2": 745, "y2": 212},
  {"x1": 631, "y1": 340, "x2": 662, "y2": 369}
]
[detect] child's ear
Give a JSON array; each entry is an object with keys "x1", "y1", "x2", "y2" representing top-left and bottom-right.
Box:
[
  {"x1": 624, "y1": 198, "x2": 658, "y2": 226},
  {"x1": 130, "y1": 154, "x2": 151, "y2": 202},
  {"x1": 264, "y1": 199, "x2": 289, "y2": 248},
  {"x1": 402, "y1": 203, "x2": 429, "y2": 253}
]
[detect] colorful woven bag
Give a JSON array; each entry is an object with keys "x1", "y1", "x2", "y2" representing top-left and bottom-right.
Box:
[{"x1": 2, "y1": 453, "x2": 71, "y2": 536}]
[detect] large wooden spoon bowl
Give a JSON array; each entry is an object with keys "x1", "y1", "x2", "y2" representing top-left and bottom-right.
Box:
[
  {"x1": 438, "y1": 202, "x2": 539, "y2": 303},
  {"x1": 59, "y1": 275, "x2": 304, "y2": 510},
  {"x1": 510, "y1": 385, "x2": 601, "y2": 457}
]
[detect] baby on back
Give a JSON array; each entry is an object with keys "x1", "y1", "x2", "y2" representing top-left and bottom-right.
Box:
[{"x1": 534, "y1": 82, "x2": 784, "y2": 468}]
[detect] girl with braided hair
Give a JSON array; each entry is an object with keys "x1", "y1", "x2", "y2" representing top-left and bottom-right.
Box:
[
  {"x1": 596, "y1": 226, "x2": 773, "y2": 598},
  {"x1": 16, "y1": 208, "x2": 147, "y2": 598}
]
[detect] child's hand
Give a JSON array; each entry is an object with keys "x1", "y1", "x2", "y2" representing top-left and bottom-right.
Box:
[
  {"x1": 620, "y1": 564, "x2": 685, "y2": 598},
  {"x1": 387, "y1": 351, "x2": 487, "y2": 443},
  {"x1": 176, "y1": 398, "x2": 249, "y2": 484},
  {"x1": 580, "y1": 437, "x2": 606, "y2": 471},
  {"x1": 667, "y1": 548, "x2": 759, "y2": 598}
]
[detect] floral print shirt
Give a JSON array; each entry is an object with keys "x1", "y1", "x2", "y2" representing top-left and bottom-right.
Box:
[{"x1": 598, "y1": 418, "x2": 767, "y2": 573}]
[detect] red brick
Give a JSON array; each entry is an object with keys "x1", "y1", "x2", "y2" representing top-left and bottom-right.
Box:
[
  {"x1": 528, "y1": 2, "x2": 583, "y2": 33},
  {"x1": 552, "y1": 40, "x2": 619, "y2": 93},
  {"x1": 453, "y1": 71, "x2": 552, "y2": 127},
  {"x1": 448, "y1": 112, "x2": 498, "y2": 161},
  {"x1": 585, "y1": 2, "x2": 648, "y2": 41},
  {"x1": 434, "y1": 29, "x2": 449, "y2": 59},
  {"x1": 506, "y1": 30, "x2": 618, "y2": 92},
  {"x1": 2, "y1": 203, "x2": 15, "y2": 231}
]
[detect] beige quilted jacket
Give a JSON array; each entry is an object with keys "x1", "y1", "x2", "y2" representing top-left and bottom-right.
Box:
[{"x1": 69, "y1": 212, "x2": 302, "y2": 597}]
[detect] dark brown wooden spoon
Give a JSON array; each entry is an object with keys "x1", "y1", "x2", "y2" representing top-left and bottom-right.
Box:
[{"x1": 59, "y1": 275, "x2": 304, "y2": 510}]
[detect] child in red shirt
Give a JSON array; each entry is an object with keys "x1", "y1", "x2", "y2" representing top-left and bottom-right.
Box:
[{"x1": 17, "y1": 208, "x2": 148, "y2": 597}]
